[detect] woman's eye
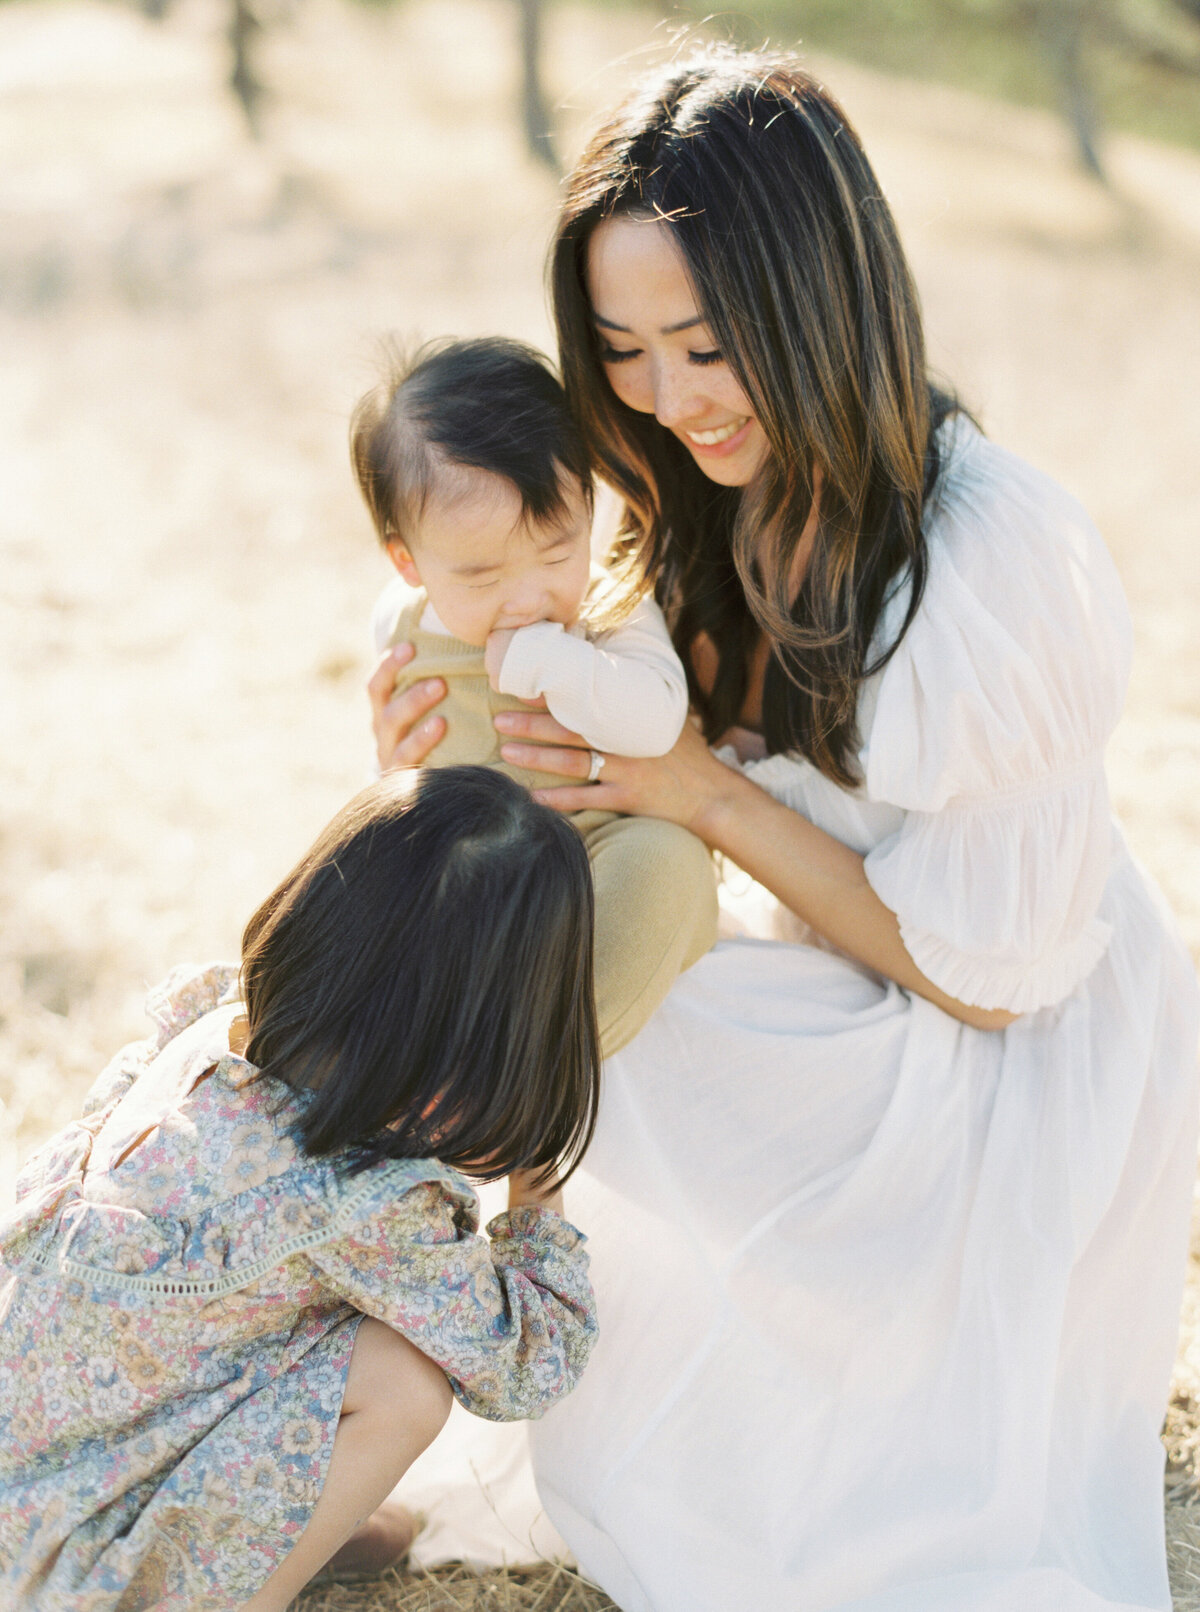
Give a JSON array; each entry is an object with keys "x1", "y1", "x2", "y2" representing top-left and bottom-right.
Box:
[
  {"x1": 599, "y1": 344, "x2": 640, "y2": 364},
  {"x1": 688, "y1": 349, "x2": 723, "y2": 367}
]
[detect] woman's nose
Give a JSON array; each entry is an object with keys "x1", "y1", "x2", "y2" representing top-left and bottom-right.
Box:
[{"x1": 650, "y1": 356, "x2": 702, "y2": 430}]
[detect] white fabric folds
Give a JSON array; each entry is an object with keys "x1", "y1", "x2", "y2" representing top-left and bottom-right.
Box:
[{"x1": 400, "y1": 420, "x2": 1200, "y2": 1612}]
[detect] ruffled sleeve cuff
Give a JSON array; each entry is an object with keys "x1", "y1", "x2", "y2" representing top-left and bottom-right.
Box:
[
  {"x1": 886, "y1": 908, "x2": 1113, "y2": 1015},
  {"x1": 486, "y1": 1204, "x2": 589, "y2": 1254},
  {"x1": 863, "y1": 768, "x2": 1116, "y2": 1015}
]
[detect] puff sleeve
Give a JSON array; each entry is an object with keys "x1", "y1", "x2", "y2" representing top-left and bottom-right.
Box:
[
  {"x1": 861, "y1": 428, "x2": 1132, "y2": 1015},
  {"x1": 307, "y1": 1179, "x2": 597, "y2": 1423}
]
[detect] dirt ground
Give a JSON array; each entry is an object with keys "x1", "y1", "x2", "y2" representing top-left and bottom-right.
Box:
[{"x1": 2, "y1": 0, "x2": 1199, "y2": 1604}]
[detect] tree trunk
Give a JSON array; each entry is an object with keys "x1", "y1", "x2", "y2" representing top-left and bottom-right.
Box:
[
  {"x1": 517, "y1": 0, "x2": 559, "y2": 174},
  {"x1": 1039, "y1": 0, "x2": 1106, "y2": 179},
  {"x1": 229, "y1": 0, "x2": 265, "y2": 140}
]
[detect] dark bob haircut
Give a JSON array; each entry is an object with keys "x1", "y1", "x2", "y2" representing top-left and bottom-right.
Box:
[
  {"x1": 350, "y1": 335, "x2": 594, "y2": 552},
  {"x1": 240, "y1": 766, "x2": 600, "y2": 1186}
]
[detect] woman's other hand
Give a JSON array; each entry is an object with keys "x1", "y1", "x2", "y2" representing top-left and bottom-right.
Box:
[
  {"x1": 368, "y1": 645, "x2": 447, "y2": 772},
  {"x1": 494, "y1": 709, "x2": 743, "y2": 840}
]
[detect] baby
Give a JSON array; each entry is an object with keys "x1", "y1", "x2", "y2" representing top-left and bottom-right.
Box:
[{"x1": 352, "y1": 336, "x2": 718, "y2": 1055}]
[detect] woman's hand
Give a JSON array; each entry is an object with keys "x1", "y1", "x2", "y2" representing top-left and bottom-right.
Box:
[
  {"x1": 494, "y1": 709, "x2": 745, "y2": 841},
  {"x1": 368, "y1": 645, "x2": 447, "y2": 773}
]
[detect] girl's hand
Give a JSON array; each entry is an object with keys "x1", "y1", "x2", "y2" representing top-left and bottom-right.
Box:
[
  {"x1": 368, "y1": 645, "x2": 447, "y2": 772},
  {"x1": 494, "y1": 709, "x2": 744, "y2": 843},
  {"x1": 508, "y1": 1167, "x2": 564, "y2": 1218}
]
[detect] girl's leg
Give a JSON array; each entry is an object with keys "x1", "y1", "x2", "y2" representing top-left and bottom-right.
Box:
[{"x1": 242, "y1": 1318, "x2": 453, "y2": 1612}]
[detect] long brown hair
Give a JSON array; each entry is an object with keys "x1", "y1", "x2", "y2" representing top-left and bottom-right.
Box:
[{"x1": 552, "y1": 47, "x2": 957, "y2": 785}]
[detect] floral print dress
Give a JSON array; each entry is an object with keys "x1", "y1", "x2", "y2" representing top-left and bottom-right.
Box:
[{"x1": 0, "y1": 963, "x2": 597, "y2": 1612}]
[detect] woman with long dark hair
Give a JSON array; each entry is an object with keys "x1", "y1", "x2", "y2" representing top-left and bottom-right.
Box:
[{"x1": 371, "y1": 49, "x2": 1200, "y2": 1612}]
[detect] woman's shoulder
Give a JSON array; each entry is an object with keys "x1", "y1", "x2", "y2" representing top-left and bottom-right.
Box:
[
  {"x1": 922, "y1": 416, "x2": 1127, "y2": 619},
  {"x1": 863, "y1": 419, "x2": 1132, "y2": 809}
]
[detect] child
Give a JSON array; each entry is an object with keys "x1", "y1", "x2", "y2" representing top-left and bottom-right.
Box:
[
  {"x1": 352, "y1": 337, "x2": 719, "y2": 1056},
  {"x1": 0, "y1": 767, "x2": 600, "y2": 1612}
]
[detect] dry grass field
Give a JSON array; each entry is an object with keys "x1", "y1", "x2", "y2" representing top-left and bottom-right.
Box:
[{"x1": 2, "y1": 0, "x2": 1199, "y2": 1605}]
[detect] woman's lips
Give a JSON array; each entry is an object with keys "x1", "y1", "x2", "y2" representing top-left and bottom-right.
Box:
[{"x1": 681, "y1": 417, "x2": 754, "y2": 457}]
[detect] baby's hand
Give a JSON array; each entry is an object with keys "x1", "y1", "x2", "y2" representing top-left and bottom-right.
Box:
[{"x1": 484, "y1": 628, "x2": 518, "y2": 691}]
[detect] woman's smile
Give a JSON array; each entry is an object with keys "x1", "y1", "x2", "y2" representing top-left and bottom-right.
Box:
[
  {"x1": 683, "y1": 416, "x2": 755, "y2": 453},
  {"x1": 585, "y1": 215, "x2": 770, "y2": 488}
]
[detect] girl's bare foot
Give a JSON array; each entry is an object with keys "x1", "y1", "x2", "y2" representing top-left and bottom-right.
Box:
[{"x1": 320, "y1": 1499, "x2": 420, "y2": 1578}]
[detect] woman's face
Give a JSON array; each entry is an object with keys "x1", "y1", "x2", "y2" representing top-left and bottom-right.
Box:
[{"x1": 585, "y1": 216, "x2": 770, "y2": 488}]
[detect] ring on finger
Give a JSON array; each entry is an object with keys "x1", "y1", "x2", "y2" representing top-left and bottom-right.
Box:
[{"x1": 587, "y1": 750, "x2": 606, "y2": 783}]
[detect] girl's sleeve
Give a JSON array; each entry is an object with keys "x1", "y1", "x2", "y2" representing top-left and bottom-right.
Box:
[
  {"x1": 307, "y1": 1179, "x2": 598, "y2": 1422},
  {"x1": 16, "y1": 962, "x2": 243, "y2": 1203},
  {"x1": 861, "y1": 436, "x2": 1132, "y2": 1016},
  {"x1": 497, "y1": 594, "x2": 688, "y2": 756}
]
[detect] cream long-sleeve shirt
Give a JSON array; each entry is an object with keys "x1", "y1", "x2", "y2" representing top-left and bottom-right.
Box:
[{"x1": 372, "y1": 575, "x2": 689, "y2": 758}]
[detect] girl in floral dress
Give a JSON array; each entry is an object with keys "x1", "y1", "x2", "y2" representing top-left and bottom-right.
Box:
[{"x1": 0, "y1": 765, "x2": 601, "y2": 1612}]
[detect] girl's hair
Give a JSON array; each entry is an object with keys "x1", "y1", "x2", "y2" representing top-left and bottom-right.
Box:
[
  {"x1": 240, "y1": 767, "x2": 600, "y2": 1185},
  {"x1": 552, "y1": 46, "x2": 958, "y2": 786},
  {"x1": 350, "y1": 335, "x2": 593, "y2": 552}
]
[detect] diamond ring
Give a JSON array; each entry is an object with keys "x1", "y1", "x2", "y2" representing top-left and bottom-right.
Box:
[{"x1": 587, "y1": 750, "x2": 606, "y2": 783}]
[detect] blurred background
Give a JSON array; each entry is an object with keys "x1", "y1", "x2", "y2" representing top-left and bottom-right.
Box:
[
  {"x1": 2, "y1": 1, "x2": 1200, "y2": 1600},
  {"x1": 1, "y1": 0, "x2": 1197, "y2": 1247}
]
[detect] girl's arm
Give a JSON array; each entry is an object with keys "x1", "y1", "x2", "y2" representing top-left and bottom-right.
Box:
[
  {"x1": 495, "y1": 712, "x2": 1016, "y2": 1033},
  {"x1": 308, "y1": 1178, "x2": 596, "y2": 1423}
]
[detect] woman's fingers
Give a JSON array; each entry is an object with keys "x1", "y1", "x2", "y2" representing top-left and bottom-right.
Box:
[
  {"x1": 493, "y1": 709, "x2": 583, "y2": 747},
  {"x1": 493, "y1": 709, "x2": 595, "y2": 800},
  {"x1": 367, "y1": 643, "x2": 414, "y2": 719},
  {"x1": 529, "y1": 781, "x2": 625, "y2": 814},
  {"x1": 498, "y1": 741, "x2": 596, "y2": 779},
  {"x1": 387, "y1": 708, "x2": 447, "y2": 770},
  {"x1": 368, "y1": 645, "x2": 447, "y2": 772}
]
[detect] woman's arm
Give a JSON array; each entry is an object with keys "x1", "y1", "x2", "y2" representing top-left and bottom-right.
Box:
[{"x1": 496, "y1": 712, "x2": 1016, "y2": 1033}]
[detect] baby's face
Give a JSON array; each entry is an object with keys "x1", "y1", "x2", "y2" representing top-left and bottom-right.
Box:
[{"x1": 389, "y1": 465, "x2": 592, "y2": 648}]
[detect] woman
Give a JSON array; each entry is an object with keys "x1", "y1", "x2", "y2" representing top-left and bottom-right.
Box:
[{"x1": 371, "y1": 49, "x2": 1200, "y2": 1612}]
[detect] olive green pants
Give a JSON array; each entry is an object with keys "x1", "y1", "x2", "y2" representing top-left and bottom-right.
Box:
[{"x1": 390, "y1": 609, "x2": 719, "y2": 1056}]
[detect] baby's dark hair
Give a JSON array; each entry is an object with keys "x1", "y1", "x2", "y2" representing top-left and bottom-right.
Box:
[
  {"x1": 240, "y1": 766, "x2": 600, "y2": 1185},
  {"x1": 351, "y1": 336, "x2": 593, "y2": 550}
]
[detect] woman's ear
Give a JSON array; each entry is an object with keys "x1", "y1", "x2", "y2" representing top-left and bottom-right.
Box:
[{"x1": 386, "y1": 538, "x2": 422, "y2": 588}]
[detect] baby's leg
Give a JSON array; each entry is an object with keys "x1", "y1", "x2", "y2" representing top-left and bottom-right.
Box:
[
  {"x1": 242, "y1": 1318, "x2": 452, "y2": 1611},
  {"x1": 585, "y1": 816, "x2": 719, "y2": 1058}
]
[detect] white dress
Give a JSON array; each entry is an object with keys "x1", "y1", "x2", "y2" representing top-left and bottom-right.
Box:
[{"x1": 521, "y1": 420, "x2": 1200, "y2": 1612}]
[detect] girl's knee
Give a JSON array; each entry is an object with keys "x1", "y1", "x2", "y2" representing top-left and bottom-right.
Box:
[{"x1": 344, "y1": 1318, "x2": 453, "y2": 1445}]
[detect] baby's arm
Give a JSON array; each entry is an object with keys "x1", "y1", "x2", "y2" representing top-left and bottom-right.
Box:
[{"x1": 493, "y1": 594, "x2": 687, "y2": 756}]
